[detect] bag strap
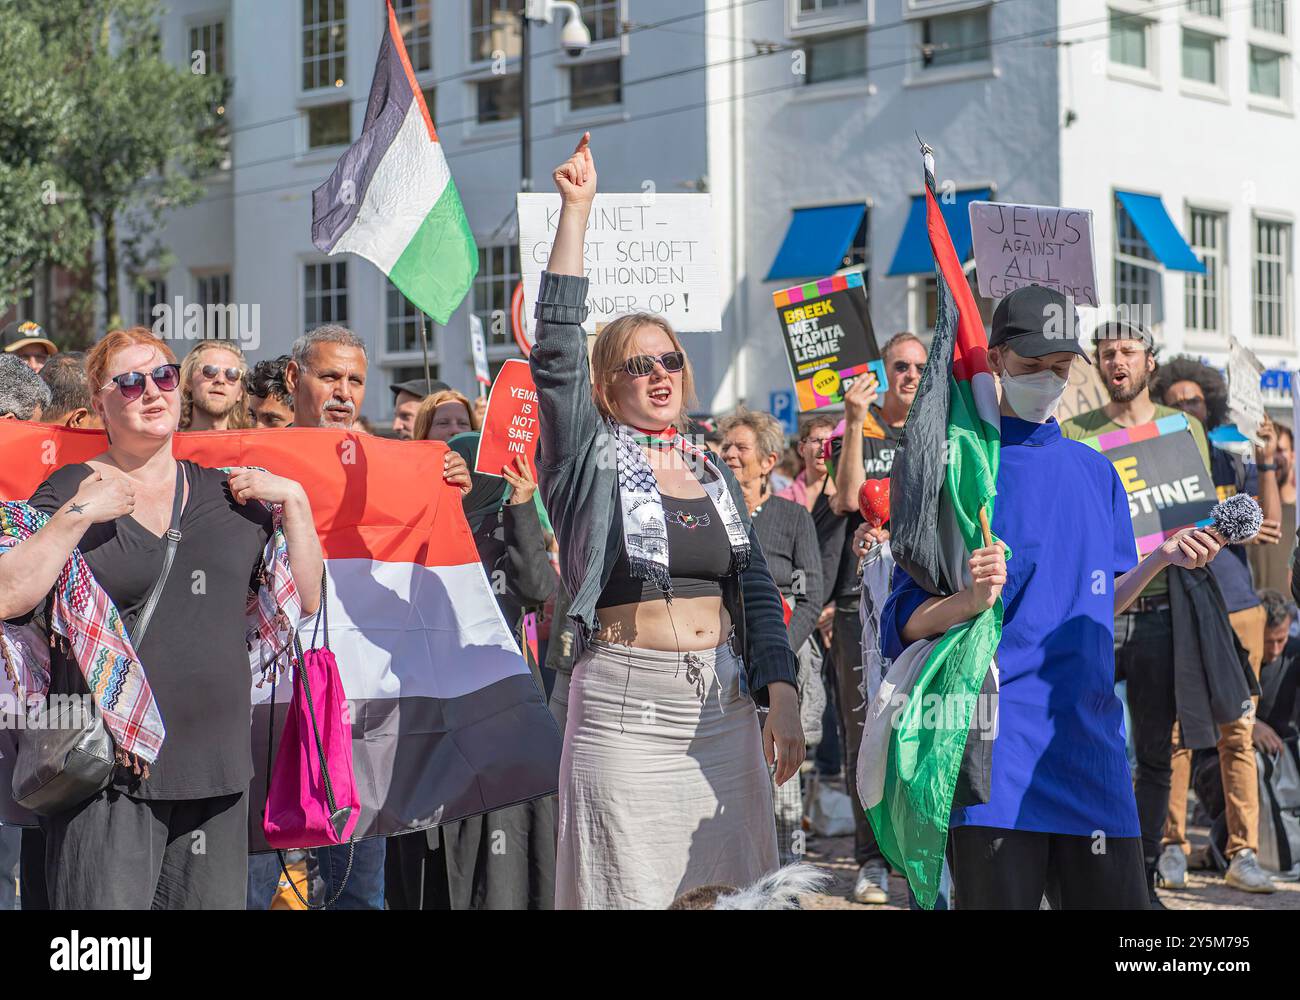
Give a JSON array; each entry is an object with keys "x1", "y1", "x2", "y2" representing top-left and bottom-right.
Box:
[
  {"x1": 129, "y1": 462, "x2": 186, "y2": 649},
  {"x1": 308, "y1": 569, "x2": 329, "y2": 651}
]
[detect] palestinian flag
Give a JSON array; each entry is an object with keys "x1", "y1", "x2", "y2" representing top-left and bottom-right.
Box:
[
  {"x1": 312, "y1": 0, "x2": 477, "y2": 325},
  {"x1": 857, "y1": 145, "x2": 1002, "y2": 909},
  {"x1": 0, "y1": 424, "x2": 561, "y2": 845}
]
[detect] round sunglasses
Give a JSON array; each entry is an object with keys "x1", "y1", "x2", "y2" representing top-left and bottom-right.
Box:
[
  {"x1": 200, "y1": 364, "x2": 243, "y2": 382},
  {"x1": 99, "y1": 364, "x2": 181, "y2": 401},
  {"x1": 623, "y1": 351, "x2": 685, "y2": 378}
]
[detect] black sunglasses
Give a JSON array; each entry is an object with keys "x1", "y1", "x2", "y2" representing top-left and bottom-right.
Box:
[
  {"x1": 892, "y1": 361, "x2": 924, "y2": 374},
  {"x1": 623, "y1": 351, "x2": 685, "y2": 378},
  {"x1": 99, "y1": 364, "x2": 181, "y2": 401},
  {"x1": 201, "y1": 364, "x2": 243, "y2": 382}
]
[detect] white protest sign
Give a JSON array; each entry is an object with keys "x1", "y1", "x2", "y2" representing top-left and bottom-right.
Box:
[
  {"x1": 969, "y1": 201, "x2": 1099, "y2": 307},
  {"x1": 1227, "y1": 334, "x2": 1266, "y2": 444},
  {"x1": 469, "y1": 313, "x2": 490, "y2": 389},
  {"x1": 517, "y1": 192, "x2": 722, "y2": 335}
]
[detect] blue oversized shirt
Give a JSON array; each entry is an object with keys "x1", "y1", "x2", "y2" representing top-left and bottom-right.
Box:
[{"x1": 881, "y1": 416, "x2": 1141, "y2": 837}]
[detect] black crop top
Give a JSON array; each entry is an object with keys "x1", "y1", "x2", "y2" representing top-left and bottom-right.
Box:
[{"x1": 596, "y1": 494, "x2": 733, "y2": 608}]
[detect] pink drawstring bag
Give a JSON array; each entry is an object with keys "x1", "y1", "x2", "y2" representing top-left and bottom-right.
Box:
[{"x1": 263, "y1": 571, "x2": 359, "y2": 849}]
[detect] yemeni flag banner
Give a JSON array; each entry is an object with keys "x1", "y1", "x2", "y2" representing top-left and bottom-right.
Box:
[
  {"x1": 0, "y1": 424, "x2": 562, "y2": 845},
  {"x1": 311, "y1": 0, "x2": 477, "y2": 325},
  {"x1": 858, "y1": 146, "x2": 1003, "y2": 909}
]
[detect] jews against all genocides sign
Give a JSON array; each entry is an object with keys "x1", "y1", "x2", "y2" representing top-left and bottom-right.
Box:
[{"x1": 969, "y1": 201, "x2": 1099, "y2": 307}]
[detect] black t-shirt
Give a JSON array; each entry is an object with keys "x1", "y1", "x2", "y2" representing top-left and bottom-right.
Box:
[
  {"x1": 23, "y1": 461, "x2": 274, "y2": 800},
  {"x1": 832, "y1": 411, "x2": 905, "y2": 604}
]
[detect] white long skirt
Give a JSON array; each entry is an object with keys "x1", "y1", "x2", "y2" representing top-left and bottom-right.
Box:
[{"x1": 555, "y1": 638, "x2": 779, "y2": 909}]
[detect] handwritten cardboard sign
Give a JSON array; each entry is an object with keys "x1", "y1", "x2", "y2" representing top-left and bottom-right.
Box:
[
  {"x1": 772, "y1": 271, "x2": 885, "y2": 412},
  {"x1": 475, "y1": 359, "x2": 539, "y2": 478},
  {"x1": 969, "y1": 201, "x2": 1098, "y2": 307},
  {"x1": 1227, "y1": 334, "x2": 1265, "y2": 445},
  {"x1": 517, "y1": 192, "x2": 722, "y2": 335},
  {"x1": 470, "y1": 313, "x2": 490, "y2": 389},
  {"x1": 1081, "y1": 412, "x2": 1215, "y2": 556}
]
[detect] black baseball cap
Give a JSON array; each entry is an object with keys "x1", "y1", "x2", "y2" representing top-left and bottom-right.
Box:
[
  {"x1": 391, "y1": 377, "x2": 450, "y2": 399},
  {"x1": 989, "y1": 286, "x2": 1091, "y2": 364},
  {"x1": 1, "y1": 320, "x2": 57, "y2": 356}
]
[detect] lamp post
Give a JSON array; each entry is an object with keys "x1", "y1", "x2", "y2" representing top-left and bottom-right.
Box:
[{"x1": 519, "y1": 0, "x2": 591, "y2": 192}]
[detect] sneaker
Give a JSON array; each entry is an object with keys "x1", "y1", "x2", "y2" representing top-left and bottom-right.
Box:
[
  {"x1": 852, "y1": 860, "x2": 889, "y2": 905},
  {"x1": 1157, "y1": 845, "x2": 1187, "y2": 889},
  {"x1": 1225, "y1": 849, "x2": 1276, "y2": 894}
]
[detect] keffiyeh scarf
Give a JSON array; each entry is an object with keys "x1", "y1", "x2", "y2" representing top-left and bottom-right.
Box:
[
  {"x1": 610, "y1": 421, "x2": 750, "y2": 596},
  {"x1": 0, "y1": 496, "x2": 302, "y2": 766}
]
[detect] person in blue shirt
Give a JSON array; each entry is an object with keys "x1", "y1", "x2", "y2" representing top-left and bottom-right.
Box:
[{"x1": 881, "y1": 287, "x2": 1226, "y2": 909}]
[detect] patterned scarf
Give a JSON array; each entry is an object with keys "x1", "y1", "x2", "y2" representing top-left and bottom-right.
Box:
[
  {"x1": 0, "y1": 494, "x2": 302, "y2": 766},
  {"x1": 609, "y1": 420, "x2": 750, "y2": 596}
]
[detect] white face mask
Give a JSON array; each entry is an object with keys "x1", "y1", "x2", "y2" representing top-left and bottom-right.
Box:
[{"x1": 999, "y1": 368, "x2": 1068, "y2": 423}]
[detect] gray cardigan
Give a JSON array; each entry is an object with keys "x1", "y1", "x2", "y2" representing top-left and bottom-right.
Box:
[
  {"x1": 529, "y1": 271, "x2": 797, "y2": 704},
  {"x1": 751, "y1": 495, "x2": 824, "y2": 654}
]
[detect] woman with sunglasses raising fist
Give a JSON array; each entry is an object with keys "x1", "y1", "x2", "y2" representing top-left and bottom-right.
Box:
[
  {"x1": 531, "y1": 134, "x2": 803, "y2": 909},
  {"x1": 0, "y1": 327, "x2": 323, "y2": 910}
]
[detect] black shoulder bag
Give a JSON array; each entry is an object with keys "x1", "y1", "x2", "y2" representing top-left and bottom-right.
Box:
[{"x1": 13, "y1": 462, "x2": 187, "y2": 815}]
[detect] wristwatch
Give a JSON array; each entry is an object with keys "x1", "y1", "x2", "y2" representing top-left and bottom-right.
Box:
[{"x1": 1258, "y1": 463, "x2": 1278, "y2": 472}]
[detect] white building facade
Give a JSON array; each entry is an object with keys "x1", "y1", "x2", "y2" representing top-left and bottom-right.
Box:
[{"x1": 133, "y1": 0, "x2": 1300, "y2": 422}]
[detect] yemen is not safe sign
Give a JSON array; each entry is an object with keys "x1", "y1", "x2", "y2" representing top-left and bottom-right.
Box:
[{"x1": 475, "y1": 358, "x2": 540, "y2": 478}]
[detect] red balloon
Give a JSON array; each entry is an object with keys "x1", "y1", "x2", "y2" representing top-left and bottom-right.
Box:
[{"x1": 859, "y1": 478, "x2": 891, "y2": 528}]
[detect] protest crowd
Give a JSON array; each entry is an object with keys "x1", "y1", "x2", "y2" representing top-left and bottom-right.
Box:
[
  {"x1": 3, "y1": 0, "x2": 1300, "y2": 913},
  {"x1": 1, "y1": 128, "x2": 1298, "y2": 915}
]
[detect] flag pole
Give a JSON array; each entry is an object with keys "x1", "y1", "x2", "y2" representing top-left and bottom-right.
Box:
[
  {"x1": 419, "y1": 313, "x2": 432, "y2": 386},
  {"x1": 978, "y1": 508, "x2": 993, "y2": 548}
]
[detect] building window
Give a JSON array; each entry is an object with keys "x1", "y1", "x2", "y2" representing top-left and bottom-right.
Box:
[
  {"x1": 476, "y1": 75, "x2": 521, "y2": 123},
  {"x1": 570, "y1": 60, "x2": 622, "y2": 110},
  {"x1": 844, "y1": 211, "x2": 870, "y2": 278},
  {"x1": 577, "y1": 0, "x2": 621, "y2": 43},
  {"x1": 803, "y1": 31, "x2": 867, "y2": 85},
  {"x1": 473, "y1": 245, "x2": 521, "y2": 349},
  {"x1": 134, "y1": 277, "x2": 167, "y2": 328},
  {"x1": 1187, "y1": 0, "x2": 1223, "y2": 17},
  {"x1": 470, "y1": 0, "x2": 520, "y2": 63},
  {"x1": 1253, "y1": 218, "x2": 1292, "y2": 339},
  {"x1": 302, "y1": 0, "x2": 347, "y2": 91},
  {"x1": 304, "y1": 261, "x2": 348, "y2": 333},
  {"x1": 306, "y1": 102, "x2": 350, "y2": 148},
  {"x1": 1185, "y1": 210, "x2": 1225, "y2": 334},
  {"x1": 1250, "y1": 46, "x2": 1286, "y2": 99},
  {"x1": 1114, "y1": 197, "x2": 1162, "y2": 325},
  {"x1": 189, "y1": 20, "x2": 226, "y2": 76},
  {"x1": 421, "y1": 86, "x2": 437, "y2": 118},
  {"x1": 1181, "y1": 29, "x2": 1218, "y2": 85},
  {"x1": 196, "y1": 272, "x2": 232, "y2": 339},
  {"x1": 1253, "y1": 0, "x2": 1288, "y2": 35},
  {"x1": 919, "y1": 270, "x2": 994, "y2": 335},
  {"x1": 920, "y1": 9, "x2": 992, "y2": 70},
  {"x1": 386, "y1": 280, "x2": 436, "y2": 353},
  {"x1": 392, "y1": 0, "x2": 433, "y2": 73},
  {"x1": 1110, "y1": 11, "x2": 1150, "y2": 70},
  {"x1": 793, "y1": 0, "x2": 867, "y2": 30}
]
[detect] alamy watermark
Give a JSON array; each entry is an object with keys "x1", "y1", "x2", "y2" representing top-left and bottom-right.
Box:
[{"x1": 150, "y1": 296, "x2": 261, "y2": 351}]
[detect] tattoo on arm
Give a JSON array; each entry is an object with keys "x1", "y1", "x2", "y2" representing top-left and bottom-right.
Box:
[{"x1": 66, "y1": 502, "x2": 87, "y2": 515}]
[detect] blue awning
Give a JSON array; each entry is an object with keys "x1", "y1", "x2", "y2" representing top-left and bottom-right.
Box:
[
  {"x1": 765, "y1": 203, "x2": 867, "y2": 282},
  {"x1": 1115, "y1": 191, "x2": 1206, "y2": 274},
  {"x1": 886, "y1": 188, "x2": 991, "y2": 276}
]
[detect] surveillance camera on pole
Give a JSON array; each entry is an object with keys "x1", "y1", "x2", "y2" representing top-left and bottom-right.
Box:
[{"x1": 525, "y1": 0, "x2": 591, "y2": 58}]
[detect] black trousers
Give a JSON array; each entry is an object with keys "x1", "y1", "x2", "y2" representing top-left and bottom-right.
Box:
[
  {"x1": 949, "y1": 826, "x2": 1148, "y2": 910},
  {"x1": 1114, "y1": 607, "x2": 1176, "y2": 869},
  {"x1": 832, "y1": 605, "x2": 882, "y2": 866},
  {"x1": 44, "y1": 787, "x2": 248, "y2": 910}
]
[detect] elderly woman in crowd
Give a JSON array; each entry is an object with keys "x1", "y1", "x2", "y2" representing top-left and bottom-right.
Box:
[
  {"x1": 531, "y1": 134, "x2": 801, "y2": 909},
  {"x1": 414, "y1": 388, "x2": 479, "y2": 443},
  {"x1": 0, "y1": 327, "x2": 322, "y2": 909},
  {"x1": 720, "y1": 408, "x2": 824, "y2": 864}
]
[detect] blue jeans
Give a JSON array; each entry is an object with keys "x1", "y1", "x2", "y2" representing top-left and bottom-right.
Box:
[
  {"x1": 246, "y1": 851, "x2": 283, "y2": 910},
  {"x1": 318, "y1": 839, "x2": 386, "y2": 910},
  {"x1": 0, "y1": 827, "x2": 19, "y2": 911}
]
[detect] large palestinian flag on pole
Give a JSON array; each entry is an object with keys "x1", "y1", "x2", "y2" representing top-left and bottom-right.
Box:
[
  {"x1": 0, "y1": 424, "x2": 562, "y2": 844},
  {"x1": 312, "y1": 0, "x2": 477, "y2": 325},
  {"x1": 857, "y1": 144, "x2": 1002, "y2": 909}
]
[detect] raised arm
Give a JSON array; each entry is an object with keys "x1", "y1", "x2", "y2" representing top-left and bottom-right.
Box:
[
  {"x1": 0, "y1": 472, "x2": 133, "y2": 621},
  {"x1": 529, "y1": 133, "x2": 602, "y2": 472}
]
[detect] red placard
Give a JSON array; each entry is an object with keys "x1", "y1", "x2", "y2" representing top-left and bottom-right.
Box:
[{"x1": 474, "y1": 358, "x2": 540, "y2": 478}]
